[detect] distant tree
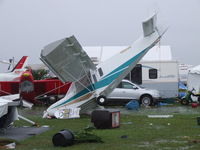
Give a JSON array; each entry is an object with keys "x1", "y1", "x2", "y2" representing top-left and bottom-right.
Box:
[{"x1": 32, "y1": 69, "x2": 49, "y2": 80}]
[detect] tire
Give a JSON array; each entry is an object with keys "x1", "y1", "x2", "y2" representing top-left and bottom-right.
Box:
[
  {"x1": 181, "y1": 98, "x2": 189, "y2": 105},
  {"x1": 96, "y1": 96, "x2": 107, "y2": 106},
  {"x1": 140, "y1": 95, "x2": 153, "y2": 106}
]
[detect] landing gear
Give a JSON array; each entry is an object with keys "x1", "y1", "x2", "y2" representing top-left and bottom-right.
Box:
[{"x1": 96, "y1": 96, "x2": 107, "y2": 106}]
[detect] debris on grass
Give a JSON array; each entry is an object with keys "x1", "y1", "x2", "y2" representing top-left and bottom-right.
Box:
[
  {"x1": 120, "y1": 135, "x2": 128, "y2": 139},
  {"x1": 189, "y1": 139, "x2": 200, "y2": 143},
  {"x1": 121, "y1": 121, "x2": 133, "y2": 125},
  {"x1": 74, "y1": 126, "x2": 103, "y2": 143},
  {"x1": 147, "y1": 115, "x2": 174, "y2": 118},
  {"x1": 0, "y1": 139, "x2": 16, "y2": 149}
]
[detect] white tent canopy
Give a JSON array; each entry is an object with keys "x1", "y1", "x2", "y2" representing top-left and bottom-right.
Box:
[
  {"x1": 188, "y1": 65, "x2": 200, "y2": 74},
  {"x1": 187, "y1": 65, "x2": 200, "y2": 93}
]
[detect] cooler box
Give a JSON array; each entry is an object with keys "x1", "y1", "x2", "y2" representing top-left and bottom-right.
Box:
[{"x1": 91, "y1": 109, "x2": 120, "y2": 129}]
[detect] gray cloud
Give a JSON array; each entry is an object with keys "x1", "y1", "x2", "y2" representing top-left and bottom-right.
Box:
[{"x1": 0, "y1": 0, "x2": 199, "y2": 72}]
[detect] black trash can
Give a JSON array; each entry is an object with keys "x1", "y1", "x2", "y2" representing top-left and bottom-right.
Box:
[
  {"x1": 91, "y1": 109, "x2": 120, "y2": 129},
  {"x1": 52, "y1": 129, "x2": 74, "y2": 146}
]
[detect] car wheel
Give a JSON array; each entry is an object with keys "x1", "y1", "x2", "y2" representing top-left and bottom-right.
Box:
[
  {"x1": 140, "y1": 95, "x2": 153, "y2": 106},
  {"x1": 96, "y1": 96, "x2": 107, "y2": 106},
  {"x1": 181, "y1": 98, "x2": 189, "y2": 105}
]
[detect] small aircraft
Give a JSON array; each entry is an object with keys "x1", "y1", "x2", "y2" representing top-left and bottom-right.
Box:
[
  {"x1": 0, "y1": 70, "x2": 71, "y2": 104},
  {"x1": 0, "y1": 56, "x2": 29, "y2": 81},
  {"x1": 40, "y1": 14, "x2": 167, "y2": 119}
]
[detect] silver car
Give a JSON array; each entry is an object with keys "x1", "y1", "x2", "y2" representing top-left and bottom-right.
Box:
[{"x1": 96, "y1": 79, "x2": 161, "y2": 106}]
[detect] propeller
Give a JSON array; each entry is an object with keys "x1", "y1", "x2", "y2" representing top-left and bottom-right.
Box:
[{"x1": 0, "y1": 57, "x2": 15, "y2": 71}]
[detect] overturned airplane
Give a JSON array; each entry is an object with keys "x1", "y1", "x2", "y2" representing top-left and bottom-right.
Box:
[{"x1": 41, "y1": 14, "x2": 167, "y2": 119}]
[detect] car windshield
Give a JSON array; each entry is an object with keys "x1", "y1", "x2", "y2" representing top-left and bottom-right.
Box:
[
  {"x1": 124, "y1": 81, "x2": 145, "y2": 89},
  {"x1": 119, "y1": 81, "x2": 145, "y2": 89},
  {"x1": 135, "y1": 84, "x2": 145, "y2": 89}
]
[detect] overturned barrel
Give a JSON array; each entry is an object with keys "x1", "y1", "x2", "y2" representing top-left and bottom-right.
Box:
[{"x1": 52, "y1": 129, "x2": 74, "y2": 147}]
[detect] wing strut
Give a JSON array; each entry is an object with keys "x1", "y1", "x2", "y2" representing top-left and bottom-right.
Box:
[
  {"x1": 63, "y1": 69, "x2": 92, "y2": 92},
  {"x1": 81, "y1": 63, "x2": 95, "y2": 92}
]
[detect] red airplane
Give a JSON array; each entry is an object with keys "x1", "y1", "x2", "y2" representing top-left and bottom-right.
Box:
[
  {"x1": 0, "y1": 71, "x2": 71, "y2": 104},
  {"x1": 0, "y1": 56, "x2": 29, "y2": 81}
]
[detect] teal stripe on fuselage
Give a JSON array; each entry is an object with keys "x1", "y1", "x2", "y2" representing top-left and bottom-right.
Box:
[{"x1": 52, "y1": 43, "x2": 156, "y2": 109}]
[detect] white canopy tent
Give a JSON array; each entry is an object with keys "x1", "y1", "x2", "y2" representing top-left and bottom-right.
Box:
[{"x1": 187, "y1": 65, "x2": 200, "y2": 93}]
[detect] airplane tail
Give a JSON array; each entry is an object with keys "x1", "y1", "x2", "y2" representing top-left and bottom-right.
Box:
[
  {"x1": 11, "y1": 56, "x2": 29, "y2": 74},
  {"x1": 142, "y1": 13, "x2": 168, "y2": 38}
]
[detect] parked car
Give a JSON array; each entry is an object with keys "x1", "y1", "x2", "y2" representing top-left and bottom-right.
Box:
[{"x1": 96, "y1": 79, "x2": 161, "y2": 106}]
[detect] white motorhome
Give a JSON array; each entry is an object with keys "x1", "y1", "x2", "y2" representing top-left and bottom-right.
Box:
[{"x1": 84, "y1": 46, "x2": 179, "y2": 99}]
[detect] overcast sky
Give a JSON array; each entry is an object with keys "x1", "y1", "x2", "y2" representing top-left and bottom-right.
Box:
[{"x1": 0, "y1": 0, "x2": 200, "y2": 72}]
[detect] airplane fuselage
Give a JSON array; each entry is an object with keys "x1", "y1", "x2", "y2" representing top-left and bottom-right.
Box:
[{"x1": 0, "y1": 72, "x2": 22, "y2": 81}]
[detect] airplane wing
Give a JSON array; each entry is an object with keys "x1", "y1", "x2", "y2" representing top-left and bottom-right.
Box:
[
  {"x1": 40, "y1": 36, "x2": 96, "y2": 83},
  {"x1": 0, "y1": 94, "x2": 20, "y2": 128},
  {"x1": 0, "y1": 94, "x2": 33, "y2": 128}
]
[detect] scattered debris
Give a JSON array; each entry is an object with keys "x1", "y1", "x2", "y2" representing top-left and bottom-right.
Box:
[
  {"x1": 190, "y1": 139, "x2": 200, "y2": 144},
  {"x1": 147, "y1": 115, "x2": 174, "y2": 118},
  {"x1": 158, "y1": 102, "x2": 173, "y2": 106},
  {"x1": 125, "y1": 100, "x2": 139, "y2": 110},
  {"x1": 121, "y1": 122, "x2": 133, "y2": 125},
  {"x1": 191, "y1": 103, "x2": 198, "y2": 108},
  {"x1": 4, "y1": 142, "x2": 16, "y2": 149},
  {"x1": 0, "y1": 140, "x2": 16, "y2": 149},
  {"x1": 120, "y1": 135, "x2": 128, "y2": 139},
  {"x1": 18, "y1": 115, "x2": 38, "y2": 126},
  {"x1": 74, "y1": 126, "x2": 103, "y2": 143}
]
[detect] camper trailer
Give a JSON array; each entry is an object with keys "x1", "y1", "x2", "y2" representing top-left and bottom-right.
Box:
[
  {"x1": 85, "y1": 46, "x2": 179, "y2": 99},
  {"x1": 126, "y1": 60, "x2": 179, "y2": 98}
]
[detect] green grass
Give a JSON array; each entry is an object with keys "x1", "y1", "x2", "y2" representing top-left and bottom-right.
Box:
[{"x1": 3, "y1": 106, "x2": 200, "y2": 150}]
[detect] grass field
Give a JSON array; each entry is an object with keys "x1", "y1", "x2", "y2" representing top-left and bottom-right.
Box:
[{"x1": 3, "y1": 105, "x2": 200, "y2": 150}]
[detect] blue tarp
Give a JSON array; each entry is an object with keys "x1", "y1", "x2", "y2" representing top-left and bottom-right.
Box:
[
  {"x1": 125, "y1": 100, "x2": 139, "y2": 110},
  {"x1": 179, "y1": 82, "x2": 187, "y2": 90},
  {"x1": 178, "y1": 81, "x2": 187, "y2": 98}
]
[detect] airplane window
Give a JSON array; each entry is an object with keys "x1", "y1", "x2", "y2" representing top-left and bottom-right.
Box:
[{"x1": 98, "y1": 68, "x2": 103, "y2": 77}]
